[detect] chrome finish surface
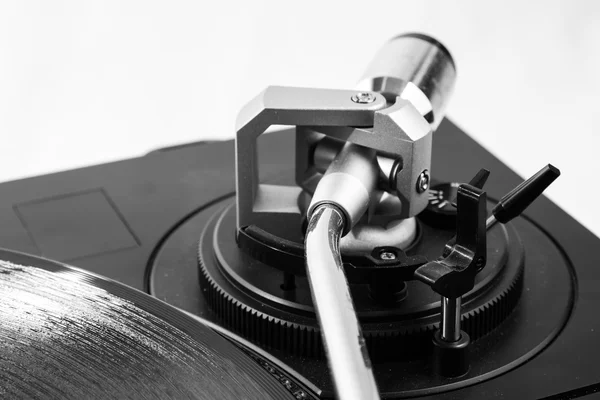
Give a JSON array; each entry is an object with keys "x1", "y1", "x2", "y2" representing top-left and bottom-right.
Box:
[
  {"x1": 416, "y1": 169, "x2": 430, "y2": 193},
  {"x1": 298, "y1": 97, "x2": 432, "y2": 219},
  {"x1": 340, "y1": 217, "x2": 418, "y2": 254},
  {"x1": 379, "y1": 251, "x2": 396, "y2": 260},
  {"x1": 351, "y1": 92, "x2": 377, "y2": 104},
  {"x1": 357, "y1": 33, "x2": 456, "y2": 129},
  {"x1": 486, "y1": 214, "x2": 499, "y2": 230},
  {"x1": 308, "y1": 142, "x2": 378, "y2": 231},
  {"x1": 304, "y1": 205, "x2": 380, "y2": 400},
  {"x1": 313, "y1": 136, "x2": 344, "y2": 173},
  {"x1": 441, "y1": 296, "x2": 462, "y2": 342},
  {"x1": 298, "y1": 190, "x2": 419, "y2": 254},
  {"x1": 312, "y1": 136, "x2": 401, "y2": 194}
]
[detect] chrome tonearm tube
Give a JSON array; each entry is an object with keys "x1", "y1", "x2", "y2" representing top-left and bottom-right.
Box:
[
  {"x1": 305, "y1": 34, "x2": 456, "y2": 400},
  {"x1": 235, "y1": 33, "x2": 457, "y2": 399}
]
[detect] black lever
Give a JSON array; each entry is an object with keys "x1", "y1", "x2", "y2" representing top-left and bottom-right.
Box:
[
  {"x1": 490, "y1": 164, "x2": 560, "y2": 225},
  {"x1": 415, "y1": 183, "x2": 487, "y2": 299},
  {"x1": 445, "y1": 164, "x2": 561, "y2": 255},
  {"x1": 451, "y1": 168, "x2": 490, "y2": 208},
  {"x1": 415, "y1": 182, "x2": 487, "y2": 377},
  {"x1": 468, "y1": 168, "x2": 490, "y2": 189},
  {"x1": 416, "y1": 165, "x2": 559, "y2": 377}
]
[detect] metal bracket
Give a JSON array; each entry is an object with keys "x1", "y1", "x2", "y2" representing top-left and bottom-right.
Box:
[
  {"x1": 235, "y1": 84, "x2": 435, "y2": 233},
  {"x1": 295, "y1": 98, "x2": 433, "y2": 218},
  {"x1": 235, "y1": 85, "x2": 388, "y2": 231}
]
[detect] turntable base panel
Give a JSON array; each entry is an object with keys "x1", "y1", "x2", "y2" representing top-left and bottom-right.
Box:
[{"x1": 0, "y1": 120, "x2": 598, "y2": 399}]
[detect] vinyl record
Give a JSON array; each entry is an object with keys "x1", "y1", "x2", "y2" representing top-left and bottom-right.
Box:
[{"x1": 0, "y1": 249, "x2": 297, "y2": 399}]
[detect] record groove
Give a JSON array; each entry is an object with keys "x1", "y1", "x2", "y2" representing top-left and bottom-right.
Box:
[{"x1": 0, "y1": 251, "x2": 294, "y2": 400}]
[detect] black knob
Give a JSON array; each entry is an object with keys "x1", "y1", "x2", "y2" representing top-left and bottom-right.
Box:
[{"x1": 492, "y1": 164, "x2": 560, "y2": 224}]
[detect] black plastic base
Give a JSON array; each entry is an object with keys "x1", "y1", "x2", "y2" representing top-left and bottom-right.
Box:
[
  {"x1": 432, "y1": 330, "x2": 470, "y2": 378},
  {"x1": 152, "y1": 190, "x2": 572, "y2": 398},
  {"x1": 195, "y1": 199, "x2": 526, "y2": 360}
]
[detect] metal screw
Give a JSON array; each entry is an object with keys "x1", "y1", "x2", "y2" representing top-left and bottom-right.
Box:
[
  {"x1": 379, "y1": 251, "x2": 396, "y2": 260},
  {"x1": 476, "y1": 256, "x2": 486, "y2": 271},
  {"x1": 416, "y1": 169, "x2": 430, "y2": 193},
  {"x1": 351, "y1": 92, "x2": 376, "y2": 104}
]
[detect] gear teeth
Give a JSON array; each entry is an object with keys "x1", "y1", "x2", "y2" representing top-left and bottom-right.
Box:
[
  {"x1": 199, "y1": 243, "x2": 524, "y2": 360},
  {"x1": 199, "y1": 259, "x2": 324, "y2": 358},
  {"x1": 462, "y1": 261, "x2": 524, "y2": 340}
]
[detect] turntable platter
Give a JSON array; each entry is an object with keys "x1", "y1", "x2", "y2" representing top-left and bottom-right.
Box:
[{"x1": 0, "y1": 249, "x2": 296, "y2": 399}]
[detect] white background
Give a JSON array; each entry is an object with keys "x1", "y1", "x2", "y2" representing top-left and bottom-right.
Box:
[{"x1": 1, "y1": 1, "x2": 599, "y2": 236}]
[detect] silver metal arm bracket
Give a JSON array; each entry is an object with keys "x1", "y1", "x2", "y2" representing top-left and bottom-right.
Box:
[
  {"x1": 296, "y1": 99, "x2": 433, "y2": 218},
  {"x1": 235, "y1": 86, "x2": 387, "y2": 230},
  {"x1": 236, "y1": 85, "x2": 433, "y2": 230}
]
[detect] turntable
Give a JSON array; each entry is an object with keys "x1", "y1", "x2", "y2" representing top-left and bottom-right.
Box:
[{"x1": 0, "y1": 33, "x2": 598, "y2": 399}]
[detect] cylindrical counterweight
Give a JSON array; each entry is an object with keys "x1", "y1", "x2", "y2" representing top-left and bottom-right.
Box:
[{"x1": 357, "y1": 33, "x2": 456, "y2": 129}]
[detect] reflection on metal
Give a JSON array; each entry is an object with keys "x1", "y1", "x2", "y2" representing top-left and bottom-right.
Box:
[
  {"x1": 357, "y1": 33, "x2": 456, "y2": 129},
  {"x1": 340, "y1": 217, "x2": 418, "y2": 254},
  {"x1": 304, "y1": 205, "x2": 380, "y2": 400},
  {"x1": 441, "y1": 296, "x2": 462, "y2": 342}
]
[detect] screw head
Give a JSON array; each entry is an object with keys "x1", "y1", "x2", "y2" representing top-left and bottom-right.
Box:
[
  {"x1": 379, "y1": 251, "x2": 397, "y2": 260},
  {"x1": 351, "y1": 92, "x2": 376, "y2": 104},
  {"x1": 416, "y1": 169, "x2": 430, "y2": 193},
  {"x1": 476, "y1": 256, "x2": 486, "y2": 271}
]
